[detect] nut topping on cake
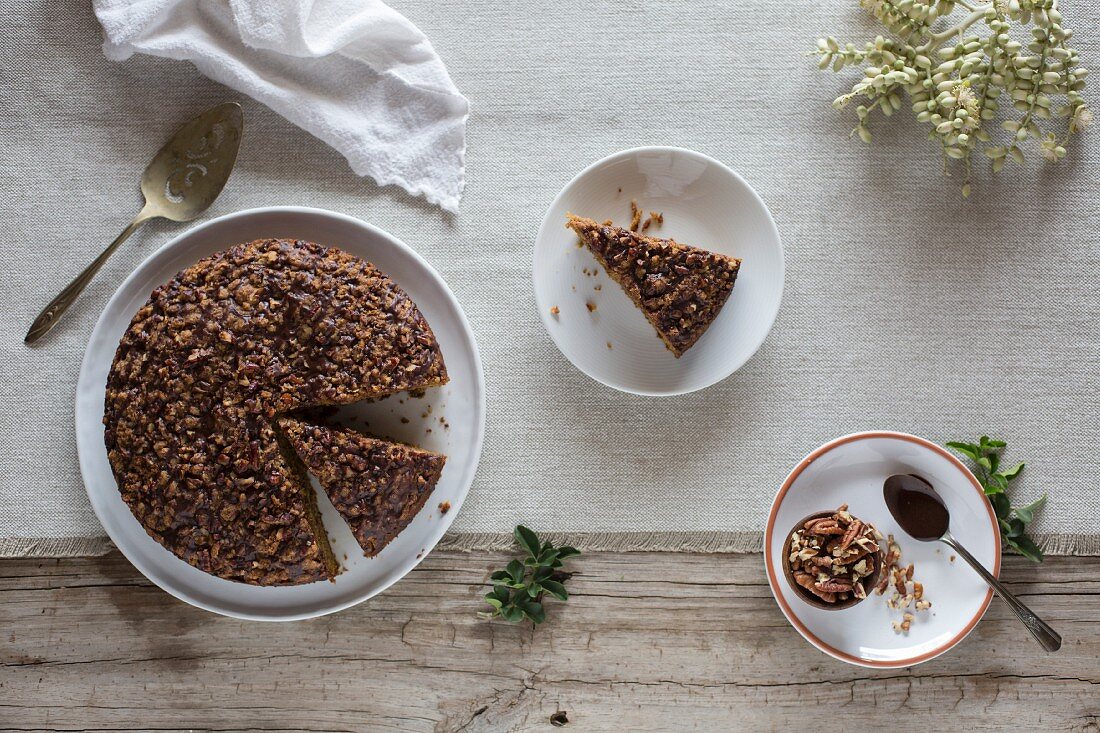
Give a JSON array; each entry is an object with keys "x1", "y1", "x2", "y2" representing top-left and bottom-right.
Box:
[
  {"x1": 566, "y1": 214, "x2": 740, "y2": 357},
  {"x1": 104, "y1": 238, "x2": 448, "y2": 585}
]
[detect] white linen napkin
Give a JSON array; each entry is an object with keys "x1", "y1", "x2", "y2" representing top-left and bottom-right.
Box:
[{"x1": 93, "y1": 0, "x2": 469, "y2": 213}]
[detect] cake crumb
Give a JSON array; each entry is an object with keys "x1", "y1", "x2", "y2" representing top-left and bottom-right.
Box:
[
  {"x1": 629, "y1": 200, "x2": 643, "y2": 231},
  {"x1": 550, "y1": 305, "x2": 560, "y2": 316},
  {"x1": 606, "y1": 341, "x2": 612, "y2": 349},
  {"x1": 400, "y1": 417, "x2": 410, "y2": 424},
  {"x1": 641, "y1": 210, "x2": 664, "y2": 231},
  {"x1": 950, "y1": 555, "x2": 956, "y2": 563},
  {"x1": 438, "y1": 501, "x2": 451, "y2": 515},
  {"x1": 586, "y1": 301, "x2": 597, "y2": 313},
  {"x1": 594, "y1": 284, "x2": 602, "y2": 291}
]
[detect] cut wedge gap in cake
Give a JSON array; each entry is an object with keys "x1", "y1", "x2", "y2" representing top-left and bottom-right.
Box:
[
  {"x1": 565, "y1": 214, "x2": 742, "y2": 357},
  {"x1": 278, "y1": 416, "x2": 447, "y2": 558}
]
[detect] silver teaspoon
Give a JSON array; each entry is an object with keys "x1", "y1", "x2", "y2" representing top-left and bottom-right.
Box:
[
  {"x1": 883, "y1": 473, "x2": 1060, "y2": 652},
  {"x1": 25, "y1": 102, "x2": 243, "y2": 344}
]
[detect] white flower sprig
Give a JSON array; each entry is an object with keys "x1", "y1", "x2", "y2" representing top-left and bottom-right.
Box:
[{"x1": 815, "y1": 0, "x2": 1090, "y2": 195}]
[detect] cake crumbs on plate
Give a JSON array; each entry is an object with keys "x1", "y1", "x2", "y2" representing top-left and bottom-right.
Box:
[
  {"x1": 586, "y1": 301, "x2": 597, "y2": 312},
  {"x1": 606, "y1": 341, "x2": 612, "y2": 349},
  {"x1": 438, "y1": 501, "x2": 451, "y2": 515},
  {"x1": 629, "y1": 200, "x2": 643, "y2": 231},
  {"x1": 640, "y1": 210, "x2": 664, "y2": 231},
  {"x1": 594, "y1": 284, "x2": 602, "y2": 291},
  {"x1": 550, "y1": 305, "x2": 560, "y2": 316},
  {"x1": 400, "y1": 417, "x2": 410, "y2": 424}
]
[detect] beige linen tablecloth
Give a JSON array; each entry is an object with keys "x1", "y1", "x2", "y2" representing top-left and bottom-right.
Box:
[{"x1": 2, "y1": 1, "x2": 1098, "y2": 556}]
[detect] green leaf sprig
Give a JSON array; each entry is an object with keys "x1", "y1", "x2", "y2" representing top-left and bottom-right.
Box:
[
  {"x1": 480, "y1": 525, "x2": 580, "y2": 625},
  {"x1": 947, "y1": 436, "x2": 1047, "y2": 562},
  {"x1": 814, "y1": 0, "x2": 1091, "y2": 196}
]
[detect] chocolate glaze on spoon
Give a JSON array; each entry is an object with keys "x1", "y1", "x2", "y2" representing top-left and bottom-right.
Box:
[
  {"x1": 884, "y1": 474, "x2": 950, "y2": 541},
  {"x1": 883, "y1": 473, "x2": 1061, "y2": 652}
]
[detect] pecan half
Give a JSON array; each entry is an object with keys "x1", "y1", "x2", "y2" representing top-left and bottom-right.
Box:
[
  {"x1": 838, "y1": 519, "x2": 863, "y2": 552},
  {"x1": 815, "y1": 578, "x2": 854, "y2": 593}
]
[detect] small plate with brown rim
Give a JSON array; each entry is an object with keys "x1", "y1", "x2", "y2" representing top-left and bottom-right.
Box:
[{"x1": 764, "y1": 431, "x2": 1000, "y2": 668}]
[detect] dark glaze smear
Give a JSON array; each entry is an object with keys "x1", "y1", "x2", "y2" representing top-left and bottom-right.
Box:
[{"x1": 883, "y1": 474, "x2": 950, "y2": 541}]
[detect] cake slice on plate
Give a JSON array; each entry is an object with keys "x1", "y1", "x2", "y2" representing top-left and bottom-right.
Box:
[
  {"x1": 566, "y1": 214, "x2": 741, "y2": 357},
  {"x1": 279, "y1": 417, "x2": 446, "y2": 557}
]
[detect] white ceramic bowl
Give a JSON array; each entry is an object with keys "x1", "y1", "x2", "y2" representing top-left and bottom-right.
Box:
[
  {"x1": 533, "y1": 147, "x2": 784, "y2": 396},
  {"x1": 76, "y1": 207, "x2": 486, "y2": 621},
  {"x1": 764, "y1": 432, "x2": 1000, "y2": 667}
]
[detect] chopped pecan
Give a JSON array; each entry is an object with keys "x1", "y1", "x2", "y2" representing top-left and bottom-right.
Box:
[
  {"x1": 815, "y1": 578, "x2": 854, "y2": 593},
  {"x1": 833, "y1": 546, "x2": 871, "y2": 565},
  {"x1": 838, "y1": 519, "x2": 863, "y2": 552},
  {"x1": 893, "y1": 568, "x2": 908, "y2": 596}
]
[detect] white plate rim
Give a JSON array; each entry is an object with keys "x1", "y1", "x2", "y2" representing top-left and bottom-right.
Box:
[
  {"x1": 763, "y1": 430, "x2": 1001, "y2": 668},
  {"x1": 75, "y1": 206, "x2": 486, "y2": 621},
  {"x1": 532, "y1": 145, "x2": 785, "y2": 397}
]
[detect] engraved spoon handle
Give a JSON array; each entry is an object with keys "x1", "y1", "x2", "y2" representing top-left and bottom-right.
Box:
[
  {"x1": 25, "y1": 212, "x2": 152, "y2": 343},
  {"x1": 941, "y1": 532, "x2": 1062, "y2": 652}
]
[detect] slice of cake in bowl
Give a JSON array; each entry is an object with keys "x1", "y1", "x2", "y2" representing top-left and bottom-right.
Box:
[
  {"x1": 566, "y1": 214, "x2": 741, "y2": 357},
  {"x1": 279, "y1": 416, "x2": 446, "y2": 557}
]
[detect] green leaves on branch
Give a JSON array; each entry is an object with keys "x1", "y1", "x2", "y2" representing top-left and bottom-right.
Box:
[
  {"x1": 480, "y1": 525, "x2": 580, "y2": 625},
  {"x1": 946, "y1": 436, "x2": 1046, "y2": 562},
  {"x1": 814, "y1": 0, "x2": 1091, "y2": 196}
]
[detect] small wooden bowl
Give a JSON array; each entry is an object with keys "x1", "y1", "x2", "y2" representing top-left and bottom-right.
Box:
[{"x1": 781, "y1": 510, "x2": 885, "y2": 611}]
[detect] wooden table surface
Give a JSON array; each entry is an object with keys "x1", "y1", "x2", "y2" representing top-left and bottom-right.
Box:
[{"x1": 1, "y1": 551, "x2": 1096, "y2": 732}]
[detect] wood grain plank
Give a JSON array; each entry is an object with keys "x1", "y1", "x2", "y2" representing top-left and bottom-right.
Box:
[{"x1": 1, "y1": 552, "x2": 1097, "y2": 732}]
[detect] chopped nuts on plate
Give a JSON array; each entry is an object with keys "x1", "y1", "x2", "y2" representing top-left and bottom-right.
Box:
[{"x1": 877, "y1": 534, "x2": 933, "y2": 634}]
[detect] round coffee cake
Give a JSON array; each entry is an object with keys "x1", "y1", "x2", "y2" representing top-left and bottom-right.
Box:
[{"x1": 104, "y1": 238, "x2": 448, "y2": 585}]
